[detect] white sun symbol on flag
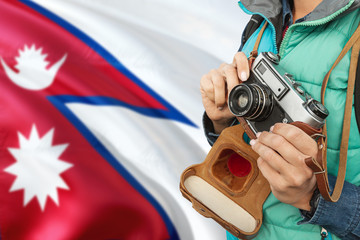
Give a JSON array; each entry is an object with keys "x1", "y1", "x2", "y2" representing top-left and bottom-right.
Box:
[{"x1": 5, "y1": 125, "x2": 73, "y2": 211}]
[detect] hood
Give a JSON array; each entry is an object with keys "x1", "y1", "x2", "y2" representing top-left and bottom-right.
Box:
[
  {"x1": 240, "y1": 0, "x2": 360, "y2": 22},
  {"x1": 309, "y1": 0, "x2": 360, "y2": 21},
  {"x1": 239, "y1": 0, "x2": 360, "y2": 47}
]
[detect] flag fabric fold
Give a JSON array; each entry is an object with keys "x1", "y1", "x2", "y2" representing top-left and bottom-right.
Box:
[{"x1": 0, "y1": 0, "x2": 248, "y2": 239}]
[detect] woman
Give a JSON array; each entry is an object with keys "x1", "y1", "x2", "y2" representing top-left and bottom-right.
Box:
[{"x1": 200, "y1": 0, "x2": 360, "y2": 239}]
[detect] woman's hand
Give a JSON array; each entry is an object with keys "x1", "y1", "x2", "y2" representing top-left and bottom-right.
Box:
[
  {"x1": 250, "y1": 123, "x2": 318, "y2": 210},
  {"x1": 200, "y1": 52, "x2": 249, "y2": 134}
]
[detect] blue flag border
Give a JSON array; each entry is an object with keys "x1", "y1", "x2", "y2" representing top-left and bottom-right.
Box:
[{"x1": 16, "y1": 1, "x2": 197, "y2": 239}]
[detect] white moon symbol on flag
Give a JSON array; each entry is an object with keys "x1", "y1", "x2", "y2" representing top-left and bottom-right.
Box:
[{"x1": 0, "y1": 44, "x2": 66, "y2": 91}]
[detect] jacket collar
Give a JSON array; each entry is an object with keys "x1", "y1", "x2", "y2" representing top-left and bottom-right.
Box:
[
  {"x1": 240, "y1": 0, "x2": 360, "y2": 23},
  {"x1": 239, "y1": 0, "x2": 360, "y2": 48}
]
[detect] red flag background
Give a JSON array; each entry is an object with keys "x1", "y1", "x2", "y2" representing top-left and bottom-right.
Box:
[{"x1": 0, "y1": 0, "x2": 247, "y2": 239}]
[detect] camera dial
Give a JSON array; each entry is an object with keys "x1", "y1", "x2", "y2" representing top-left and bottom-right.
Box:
[
  {"x1": 306, "y1": 99, "x2": 329, "y2": 120},
  {"x1": 264, "y1": 52, "x2": 280, "y2": 64}
]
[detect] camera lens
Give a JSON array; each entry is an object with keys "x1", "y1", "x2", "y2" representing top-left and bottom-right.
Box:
[
  {"x1": 228, "y1": 83, "x2": 274, "y2": 121},
  {"x1": 238, "y1": 94, "x2": 249, "y2": 108}
]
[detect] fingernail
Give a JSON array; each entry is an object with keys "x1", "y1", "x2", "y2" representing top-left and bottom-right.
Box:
[
  {"x1": 270, "y1": 126, "x2": 274, "y2": 132},
  {"x1": 249, "y1": 139, "x2": 256, "y2": 146},
  {"x1": 256, "y1": 132, "x2": 261, "y2": 138},
  {"x1": 240, "y1": 71, "x2": 248, "y2": 81}
]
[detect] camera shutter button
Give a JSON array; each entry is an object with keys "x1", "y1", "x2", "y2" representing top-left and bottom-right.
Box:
[
  {"x1": 295, "y1": 85, "x2": 305, "y2": 95},
  {"x1": 286, "y1": 77, "x2": 305, "y2": 96},
  {"x1": 284, "y1": 73, "x2": 294, "y2": 78},
  {"x1": 285, "y1": 73, "x2": 296, "y2": 84}
]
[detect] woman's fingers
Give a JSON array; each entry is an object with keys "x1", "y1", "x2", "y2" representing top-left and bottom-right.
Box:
[
  {"x1": 251, "y1": 139, "x2": 292, "y2": 173},
  {"x1": 233, "y1": 52, "x2": 250, "y2": 82},
  {"x1": 270, "y1": 123, "x2": 318, "y2": 159},
  {"x1": 220, "y1": 63, "x2": 239, "y2": 94}
]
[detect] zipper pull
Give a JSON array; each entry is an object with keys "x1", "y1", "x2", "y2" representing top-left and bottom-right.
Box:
[{"x1": 320, "y1": 227, "x2": 328, "y2": 240}]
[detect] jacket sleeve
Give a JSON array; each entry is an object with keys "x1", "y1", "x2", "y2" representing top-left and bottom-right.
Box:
[
  {"x1": 298, "y1": 175, "x2": 360, "y2": 240},
  {"x1": 202, "y1": 112, "x2": 237, "y2": 146}
]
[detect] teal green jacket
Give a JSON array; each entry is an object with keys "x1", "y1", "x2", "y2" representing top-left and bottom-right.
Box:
[{"x1": 226, "y1": 0, "x2": 360, "y2": 239}]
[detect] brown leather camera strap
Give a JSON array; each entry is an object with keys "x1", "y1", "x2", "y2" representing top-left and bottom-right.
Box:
[
  {"x1": 249, "y1": 21, "x2": 268, "y2": 67},
  {"x1": 305, "y1": 23, "x2": 360, "y2": 202}
]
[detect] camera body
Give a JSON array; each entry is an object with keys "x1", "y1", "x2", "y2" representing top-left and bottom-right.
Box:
[
  {"x1": 228, "y1": 52, "x2": 329, "y2": 134},
  {"x1": 180, "y1": 52, "x2": 329, "y2": 239}
]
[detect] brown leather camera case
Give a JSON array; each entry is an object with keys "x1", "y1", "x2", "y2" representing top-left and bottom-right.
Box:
[{"x1": 180, "y1": 124, "x2": 270, "y2": 239}]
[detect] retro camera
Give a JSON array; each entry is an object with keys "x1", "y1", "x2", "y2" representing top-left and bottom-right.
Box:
[
  {"x1": 180, "y1": 52, "x2": 330, "y2": 239},
  {"x1": 228, "y1": 52, "x2": 329, "y2": 134}
]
